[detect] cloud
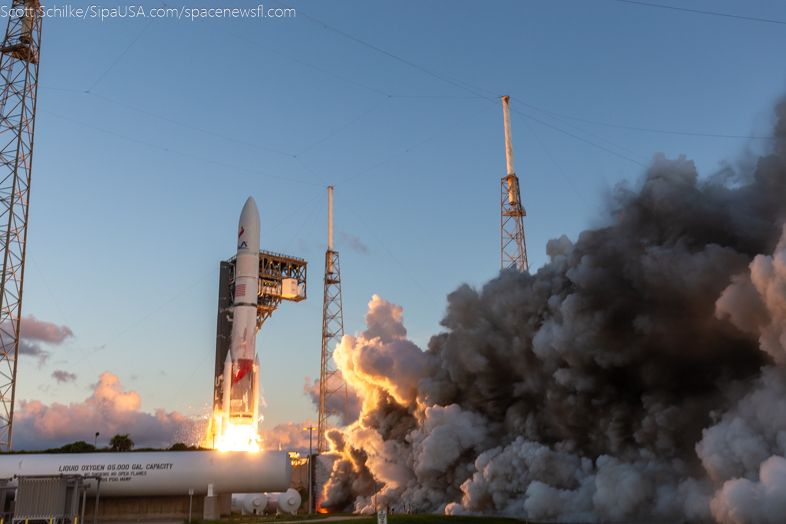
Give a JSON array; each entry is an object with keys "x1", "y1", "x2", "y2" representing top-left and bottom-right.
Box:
[
  {"x1": 13, "y1": 315, "x2": 74, "y2": 367},
  {"x1": 259, "y1": 421, "x2": 316, "y2": 455},
  {"x1": 18, "y1": 340, "x2": 52, "y2": 367},
  {"x1": 21, "y1": 315, "x2": 73, "y2": 344},
  {"x1": 51, "y1": 370, "x2": 77, "y2": 384},
  {"x1": 13, "y1": 372, "x2": 201, "y2": 450},
  {"x1": 339, "y1": 232, "x2": 368, "y2": 254}
]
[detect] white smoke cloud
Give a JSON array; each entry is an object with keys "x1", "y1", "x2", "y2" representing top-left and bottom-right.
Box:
[
  {"x1": 303, "y1": 377, "x2": 362, "y2": 425},
  {"x1": 710, "y1": 456, "x2": 786, "y2": 524},
  {"x1": 316, "y1": 106, "x2": 786, "y2": 523},
  {"x1": 334, "y1": 294, "x2": 430, "y2": 408}
]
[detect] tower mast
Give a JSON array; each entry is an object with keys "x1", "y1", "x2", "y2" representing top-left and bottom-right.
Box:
[
  {"x1": 500, "y1": 96, "x2": 528, "y2": 272},
  {"x1": 318, "y1": 186, "x2": 349, "y2": 453},
  {"x1": 0, "y1": 0, "x2": 41, "y2": 451}
]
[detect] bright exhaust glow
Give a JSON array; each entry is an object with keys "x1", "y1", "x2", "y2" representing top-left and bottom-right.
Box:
[{"x1": 216, "y1": 421, "x2": 261, "y2": 452}]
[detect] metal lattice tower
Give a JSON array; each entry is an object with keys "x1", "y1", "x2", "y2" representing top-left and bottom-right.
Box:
[
  {"x1": 500, "y1": 96, "x2": 528, "y2": 272},
  {"x1": 318, "y1": 187, "x2": 349, "y2": 453},
  {"x1": 0, "y1": 0, "x2": 41, "y2": 451}
]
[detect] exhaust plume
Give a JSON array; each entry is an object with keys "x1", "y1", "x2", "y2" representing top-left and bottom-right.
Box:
[{"x1": 319, "y1": 101, "x2": 786, "y2": 523}]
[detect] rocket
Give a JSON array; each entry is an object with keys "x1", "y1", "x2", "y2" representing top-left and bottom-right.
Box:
[{"x1": 222, "y1": 196, "x2": 261, "y2": 435}]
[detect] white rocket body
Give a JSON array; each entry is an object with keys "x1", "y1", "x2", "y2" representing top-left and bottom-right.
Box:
[
  {"x1": 223, "y1": 197, "x2": 261, "y2": 435},
  {"x1": 232, "y1": 196, "x2": 260, "y2": 362}
]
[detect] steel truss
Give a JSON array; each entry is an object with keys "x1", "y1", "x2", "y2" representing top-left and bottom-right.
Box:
[
  {"x1": 0, "y1": 0, "x2": 41, "y2": 451},
  {"x1": 501, "y1": 174, "x2": 528, "y2": 271},
  {"x1": 318, "y1": 249, "x2": 348, "y2": 453}
]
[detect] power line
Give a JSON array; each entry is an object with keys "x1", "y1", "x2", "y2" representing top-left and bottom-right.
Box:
[
  {"x1": 510, "y1": 96, "x2": 775, "y2": 140},
  {"x1": 296, "y1": 96, "x2": 390, "y2": 157},
  {"x1": 265, "y1": 2, "x2": 769, "y2": 152},
  {"x1": 614, "y1": 0, "x2": 786, "y2": 26},
  {"x1": 517, "y1": 113, "x2": 596, "y2": 215},
  {"x1": 87, "y1": 92, "x2": 296, "y2": 157},
  {"x1": 140, "y1": 343, "x2": 214, "y2": 439},
  {"x1": 295, "y1": 156, "x2": 328, "y2": 186},
  {"x1": 88, "y1": 17, "x2": 155, "y2": 92},
  {"x1": 337, "y1": 100, "x2": 497, "y2": 186},
  {"x1": 38, "y1": 91, "x2": 481, "y2": 171},
  {"x1": 508, "y1": 106, "x2": 650, "y2": 168},
  {"x1": 334, "y1": 192, "x2": 441, "y2": 310},
  {"x1": 261, "y1": 189, "x2": 327, "y2": 240},
  {"x1": 271, "y1": 0, "x2": 500, "y2": 101},
  {"x1": 40, "y1": 109, "x2": 324, "y2": 187},
  {"x1": 23, "y1": 268, "x2": 218, "y2": 396},
  {"x1": 283, "y1": 191, "x2": 327, "y2": 253},
  {"x1": 28, "y1": 256, "x2": 97, "y2": 376},
  {"x1": 197, "y1": 17, "x2": 390, "y2": 96},
  {"x1": 510, "y1": 99, "x2": 649, "y2": 162}
]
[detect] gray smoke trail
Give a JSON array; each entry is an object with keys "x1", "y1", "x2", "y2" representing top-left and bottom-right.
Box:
[{"x1": 319, "y1": 101, "x2": 786, "y2": 523}]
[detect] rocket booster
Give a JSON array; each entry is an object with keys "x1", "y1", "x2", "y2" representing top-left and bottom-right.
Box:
[
  {"x1": 226, "y1": 197, "x2": 261, "y2": 430},
  {"x1": 232, "y1": 197, "x2": 260, "y2": 372}
]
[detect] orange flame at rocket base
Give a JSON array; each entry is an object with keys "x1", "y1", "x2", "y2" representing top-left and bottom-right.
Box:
[
  {"x1": 202, "y1": 413, "x2": 261, "y2": 452},
  {"x1": 217, "y1": 422, "x2": 261, "y2": 452}
]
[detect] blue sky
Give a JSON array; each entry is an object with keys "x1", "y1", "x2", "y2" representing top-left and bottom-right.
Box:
[{"x1": 14, "y1": 0, "x2": 786, "y2": 446}]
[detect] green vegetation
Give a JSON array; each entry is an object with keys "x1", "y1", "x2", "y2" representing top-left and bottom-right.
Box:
[
  {"x1": 44, "y1": 440, "x2": 97, "y2": 453},
  {"x1": 5, "y1": 436, "x2": 213, "y2": 454},
  {"x1": 377, "y1": 516, "x2": 529, "y2": 524},
  {"x1": 170, "y1": 442, "x2": 203, "y2": 451},
  {"x1": 191, "y1": 513, "x2": 545, "y2": 524},
  {"x1": 109, "y1": 433, "x2": 134, "y2": 451}
]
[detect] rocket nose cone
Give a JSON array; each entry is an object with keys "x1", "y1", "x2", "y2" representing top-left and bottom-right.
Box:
[
  {"x1": 238, "y1": 196, "x2": 261, "y2": 252},
  {"x1": 241, "y1": 196, "x2": 259, "y2": 222},
  {"x1": 239, "y1": 197, "x2": 260, "y2": 226},
  {"x1": 242, "y1": 196, "x2": 259, "y2": 216}
]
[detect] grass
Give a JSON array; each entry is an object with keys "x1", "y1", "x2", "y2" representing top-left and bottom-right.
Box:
[{"x1": 193, "y1": 514, "x2": 547, "y2": 524}]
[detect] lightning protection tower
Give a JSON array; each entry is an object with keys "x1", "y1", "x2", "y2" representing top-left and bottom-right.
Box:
[
  {"x1": 318, "y1": 186, "x2": 349, "y2": 453},
  {"x1": 0, "y1": 0, "x2": 41, "y2": 451},
  {"x1": 500, "y1": 96, "x2": 528, "y2": 272}
]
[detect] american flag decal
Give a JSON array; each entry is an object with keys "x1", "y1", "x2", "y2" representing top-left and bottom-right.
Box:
[{"x1": 236, "y1": 284, "x2": 246, "y2": 297}]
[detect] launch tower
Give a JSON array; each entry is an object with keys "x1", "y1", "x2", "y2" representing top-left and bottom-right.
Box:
[
  {"x1": 500, "y1": 96, "x2": 529, "y2": 272},
  {"x1": 318, "y1": 187, "x2": 349, "y2": 453},
  {"x1": 0, "y1": 0, "x2": 41, "y2": 451}
]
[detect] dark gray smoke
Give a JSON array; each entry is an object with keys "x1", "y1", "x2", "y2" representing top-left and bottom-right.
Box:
[{"x1": 318, "y1": 101, "x2": 786, "y2": 523}]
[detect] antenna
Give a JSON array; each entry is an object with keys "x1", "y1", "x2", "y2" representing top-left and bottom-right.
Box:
[
  {"x1": 500, "y1": 96, "x2": 529, "y2": 272},
  {"x1": 318, "y1": 186, "x2": 349, "y2": 453}
]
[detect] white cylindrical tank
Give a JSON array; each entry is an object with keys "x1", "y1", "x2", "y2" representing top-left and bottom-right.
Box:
[
  {"x1": 0, "y1": 450, "x2": 291, "y2": 497},
  {"x1": 266, "y1": 488, "x2": 302, "y2": 515},
  {"x1": 232, "y1": 492, "x2": 268, "y2": 515}
]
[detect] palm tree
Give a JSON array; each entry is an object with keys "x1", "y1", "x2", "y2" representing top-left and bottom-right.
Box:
[{"x1": 109, "y1": 434, "x2": 134, "y2": 451}]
